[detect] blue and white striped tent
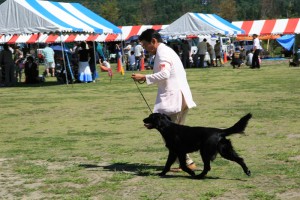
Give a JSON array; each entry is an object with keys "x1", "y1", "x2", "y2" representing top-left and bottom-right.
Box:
[
  {"x1": 0, "y1": 0, "x2": 121, "y2": 35},
  {"x1": 160, "y1": 12, "x2": 244, "y2": 36}
]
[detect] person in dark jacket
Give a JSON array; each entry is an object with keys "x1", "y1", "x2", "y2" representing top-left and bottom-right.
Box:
[
  {"x1": 0, "y1": 43, "x2": 15, "y2": 86},
  {"x1": 24, "y1": 56, "x2": 39, "y2": 84}
]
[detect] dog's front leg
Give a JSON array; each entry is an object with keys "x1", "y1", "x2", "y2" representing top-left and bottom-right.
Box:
[{"x1": 158, "y1": 151, "x2": 177, "y2": 176}]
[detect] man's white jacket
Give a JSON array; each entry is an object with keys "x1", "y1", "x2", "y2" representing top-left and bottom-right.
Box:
[{"x1": 145, "y1": 43, "x2": 196, "y2": 115}]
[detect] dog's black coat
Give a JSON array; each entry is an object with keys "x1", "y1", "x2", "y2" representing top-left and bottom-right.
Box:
[{"x1": 143, "y1": 113, "x2": 252, "y2": 179}]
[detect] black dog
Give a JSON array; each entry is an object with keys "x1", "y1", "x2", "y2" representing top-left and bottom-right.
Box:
[{"x1": 143, "y1": 113, "x2": 252, "y2": 179}]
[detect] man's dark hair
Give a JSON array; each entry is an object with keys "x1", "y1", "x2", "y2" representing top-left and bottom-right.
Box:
[
  {"x1": 27, "y1": 56, "x2": 34, "y2": 62},
  {"x1": 87, "y1": 41, "x2": 93, "y2": 46},
  {"x1": 3, "y1": 43, "x2": 9, "y2": 50},
  {"x1": 139, "y1": 29, "x2": 163, "y2": 43},
  {"x1": 80, "y1": 41, "x2": 86, "y2": 49}
]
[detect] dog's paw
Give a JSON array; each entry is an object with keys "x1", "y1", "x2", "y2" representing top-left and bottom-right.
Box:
[
  {"x1": 158, "y1": 172, "x2": 166, "y2": 177},
  {"x1": 195, "y1": 173, "x2": 206, "y2": 179},
  {"x1": 189, "y1": 171, "x2": 196, "y2": 177},
  {"x1": 245, "y1": 170, "x2": 251, "y2": 176}
]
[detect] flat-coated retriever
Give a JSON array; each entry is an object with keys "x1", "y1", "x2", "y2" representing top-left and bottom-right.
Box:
[{"x1": 143, "y1": 113, "x2": 252, "y2": 179}]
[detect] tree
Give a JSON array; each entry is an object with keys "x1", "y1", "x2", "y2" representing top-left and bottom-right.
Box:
[
  {"x1": 137, "y1": 0, "x2": 156, "y2": 24},
  {"x1": 260, "y1": 0, "x2": 274, "y2": 19},
  {"x1": 236, "y1": 0, "x2": 260, "y2": 20},
  {"x1": 99, "y1": 0, "x2": 120, "y2": 24},
  {"x1": 272, "y1": 0, "x2": 298, "y2": 18},
  {"x1": 212, "y1": 0, "x2": 238, "y2": 21}
]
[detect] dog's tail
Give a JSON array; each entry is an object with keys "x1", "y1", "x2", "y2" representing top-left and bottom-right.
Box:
[{"x1": 221, "y1": 113, "x2": 252, "y2": 137}]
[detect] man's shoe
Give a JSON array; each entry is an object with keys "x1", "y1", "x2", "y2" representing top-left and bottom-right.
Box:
[
  {"x1": 169, "y1": 162, "x2": 197, "y2": 172},
  {"x1": 187, "y1": 162, "x2": 197, "y2": 170}
]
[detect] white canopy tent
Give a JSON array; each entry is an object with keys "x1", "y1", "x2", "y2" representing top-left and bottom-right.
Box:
[
  {"x1": 160, "y1": 12, "x2": 244, "y2": 36},
  {"x1": 0, "y1": 0, "x2": 121, "y2": 35}
]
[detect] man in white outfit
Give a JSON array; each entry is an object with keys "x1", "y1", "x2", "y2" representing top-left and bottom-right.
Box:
[
  {"x1": 252, "y1": 34, "x2": 262, "y2": 68},
  {"x1": 131, "y1": 29, "x2": 197, "y2": 172}
]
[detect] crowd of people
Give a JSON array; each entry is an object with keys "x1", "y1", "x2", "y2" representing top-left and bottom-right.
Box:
[
  {"x1": 67, "y1": 41, "x2": 109, "y2": 83},
  {"x1": 122, "y1": 41, "x2": 145, "y2": 71},
  {"x1": 168, "y1": 37, "x2": 262, "y2": 69},
  {"x1": 0, "y1": 41, "x2": 113, "y2": 86},
  {"x1": 0, "y1": 33, "x2": 266, "y2": 87},
  {"x1": 0, "y1": 43, "x2": 41, "y2": 86},
  {"x1": 229, "y1": 34, "x2": 262, "y2": 69}
]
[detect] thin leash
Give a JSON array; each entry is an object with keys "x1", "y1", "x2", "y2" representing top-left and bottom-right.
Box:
[{"x1": 133, "y1": 79, "x2": 153, "y2": 114}]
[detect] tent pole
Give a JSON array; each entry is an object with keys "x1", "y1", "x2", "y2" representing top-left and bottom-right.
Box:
[
  {"x1": 267, "y1": 39, "x2": 270, "y2": 51},
  {"x1": 37, "y1": 33, "x2": 40, "y2": 76},
  {"x1": 93, "y1": 40, "x2": 98, "y2": 82},
  {"x1": 293, "y1": 34, "x2": 296, "y2": 54},
  {"x1": 60, "y1": 32, "x2": 69, "y2": 85},
  {"x1": 120, "y1": 32, "x2": 124, "y2": 64}
]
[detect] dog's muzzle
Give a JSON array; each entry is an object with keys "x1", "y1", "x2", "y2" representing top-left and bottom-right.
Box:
[
  {"x1": 143, "y1": 116, "x2": 154, "y2": 129},
  {"x1": 144, "y1": 123, "x2": 153, "y2": 129}
]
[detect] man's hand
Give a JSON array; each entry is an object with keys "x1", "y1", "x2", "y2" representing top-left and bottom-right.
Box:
[{"x1": 131, "y1": 73, "x2": 146, "y2": 82}]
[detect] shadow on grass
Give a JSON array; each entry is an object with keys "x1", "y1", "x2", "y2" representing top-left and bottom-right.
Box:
[
  {"x1": 11, "y1": 79, "x2": 81, "y2": 87},
  {"x1": 13, "y1": 81, "x2": 63, "y2": 88},
  {"x1": 79, "y1": 162, "x2": 162, "y2": 176},
  {"x1": 79, "y1": 163, "x2": 249, "y2": 181}
]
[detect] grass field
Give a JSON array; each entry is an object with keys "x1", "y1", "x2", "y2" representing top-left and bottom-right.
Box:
[{"x1": 0, "y1": 61, "x2": 299, "y2": 200}]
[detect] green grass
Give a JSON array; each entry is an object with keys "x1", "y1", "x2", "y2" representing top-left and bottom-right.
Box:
[{"x1": 0, "y1": 61, "x2": 300, "y2": 199}]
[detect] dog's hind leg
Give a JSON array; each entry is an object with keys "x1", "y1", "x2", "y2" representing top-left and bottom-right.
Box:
[
  {"x1": 178, "y1": 153, "x2": 196, "y2": 177},
  {"x1": 195, "y1": 151, "x2": 211, "y2": 179},
  {"x1": 159, "y1": 151, "x2": 177, "y2": 176},
  {"x1": 218, "y1": 138, "x2": 251, "y2": 176}
]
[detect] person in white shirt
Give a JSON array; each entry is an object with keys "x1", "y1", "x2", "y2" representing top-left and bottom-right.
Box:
[
  {"x1": 124, "y1": 42, "x2": 132, "y2": 70},
  {"x1": 134, "y1": 42, "x2": 144, "y2": 70},
  {"x1": 42, "y1": 44, "x2": 55, "y2": 77},
  {"x1": 252, "y1": 34, "x2": 262, "y2": 68},
  {"x1": 128, "y1": 51, "x2": 136, "y2": 71},
  {"x1": 246, "y1": 50, "x2": 254, "y2": 66},
  {"x1": 131, "y1": 29, "x2": 197, "y2": 172}
]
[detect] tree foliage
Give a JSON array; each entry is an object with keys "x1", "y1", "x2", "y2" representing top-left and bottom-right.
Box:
[
  {"x1": 0, "y1": 0, "x2": 300, "y2": 25},
  {"x1": 99, "y1": 0, "x2": 120, "y2": 23},
  {"x1": 210, "y1": 0, "x2": 237, "y2": 21}
]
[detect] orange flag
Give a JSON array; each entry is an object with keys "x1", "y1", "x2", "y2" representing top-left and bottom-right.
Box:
[{"x1": 120, "y1": 66, "x2": 125, "y2": 75}]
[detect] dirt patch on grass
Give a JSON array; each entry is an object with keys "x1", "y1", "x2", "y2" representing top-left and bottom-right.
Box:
[
  {"x1": 213, "y1": 191, "x2": 248, "y2": 200},
  {"x1": 277, "y1": 189, "x2": 300, "y2": 200},
  {"x1": 287, "y1": 134, "x2": 300, "y2": 139},
  {"x1": 0, "y1": 158, "x2": 25, "y2": 199},
  {"x1": 289, "y1": 155, "x2": 300, "y2": 161}
]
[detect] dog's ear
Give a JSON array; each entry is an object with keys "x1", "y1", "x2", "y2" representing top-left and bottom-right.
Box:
[{"x1": 154, "y1": 113, "x2": 171, "y2": 131}]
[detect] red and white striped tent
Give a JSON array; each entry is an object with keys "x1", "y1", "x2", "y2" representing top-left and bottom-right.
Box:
[
  {"x1": 232, "y1": 18, "x2": 300, "y2": 36},
  {"x1": 0, "y1": 33, "x2": 98, "y2": 44},
  {"x1": 0, "y1": 25, "x2": 168, "y2": 44},
  {"x1": 95, "y1": 25, "x2": 168, "y2": 42}
]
